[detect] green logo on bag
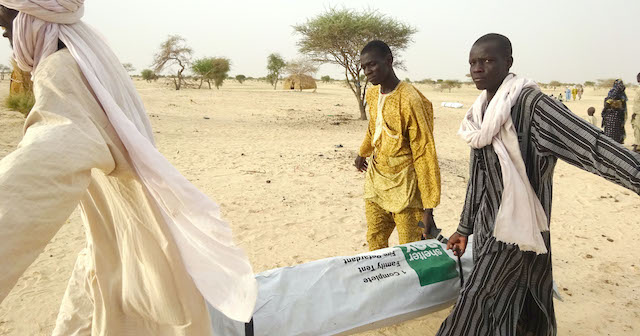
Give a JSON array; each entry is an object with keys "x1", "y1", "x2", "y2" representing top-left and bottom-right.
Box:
[{"x1": 398, "y1": 242, "x2": 458, "y2": 286}]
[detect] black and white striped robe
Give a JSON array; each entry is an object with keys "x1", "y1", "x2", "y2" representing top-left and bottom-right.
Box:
[{"x1": 436, "y1": 88, "x2": 640, "y2": 336}]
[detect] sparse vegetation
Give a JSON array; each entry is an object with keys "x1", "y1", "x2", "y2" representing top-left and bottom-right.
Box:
[
  {"x1": 440, "y1": 79, "x2": 462, "y2": 92},
  {"x1": 321, "y1": 75, "x2": 331, "y2": 83},
  {"x1": 549, "y1": 80, "x2": 561, "y2": 89},
  {"x1": 236, "y1": 74, "x2": 247, "y2": 84}
]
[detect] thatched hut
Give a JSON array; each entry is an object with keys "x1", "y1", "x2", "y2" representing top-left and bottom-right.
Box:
[{"x1": 282, "y1": 74, "x2": 317, "y2": 92}]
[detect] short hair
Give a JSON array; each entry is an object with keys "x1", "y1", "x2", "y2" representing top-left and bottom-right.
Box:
[
  {"x1": 361, "y1": 40, "x2": 392, "y2": 59},
  {"x1": 473, "y1": 33, "x2": 512, "y2": 58}
]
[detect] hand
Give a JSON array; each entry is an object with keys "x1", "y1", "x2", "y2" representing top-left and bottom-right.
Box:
[
  {"x1": 354, "y1": 155, "x2": 368, "y2": 172},
  {"x1": 446, "y1": 232, "x2": 468, "y2": 257},
  {"x1": 421, "y1": 210, "x2": 436, "y2": 239}
]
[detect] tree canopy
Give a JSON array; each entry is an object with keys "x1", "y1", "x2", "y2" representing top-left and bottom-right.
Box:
[
  {"x1": 192, "y1": 57, "x2": 231, "y2": 89},
  {"x1": 294, "y1": 8, "x2": 416, "y2": 119}
]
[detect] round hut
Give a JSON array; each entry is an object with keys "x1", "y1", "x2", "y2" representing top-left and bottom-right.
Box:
[{"x1": 282, "y1": 74, "x2": 317, "y2": 92}]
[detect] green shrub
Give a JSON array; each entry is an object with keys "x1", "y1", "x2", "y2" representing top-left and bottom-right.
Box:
[{"x1": 5, "y1": 92, "x2": 35, "y2": 117}]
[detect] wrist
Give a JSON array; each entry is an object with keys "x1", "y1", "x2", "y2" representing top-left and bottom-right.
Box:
[{"x1": 423, "y1": 208, "x2": 433, "y2": 215}]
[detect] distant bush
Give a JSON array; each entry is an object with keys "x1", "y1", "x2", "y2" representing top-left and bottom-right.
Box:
[
  {"x1": 6, "y1": 92, "x2": 35, "y2": 117},
  {"x1": 141, "y1": 69, "x2": 158, "y2": 82},
  {"x1": 235, "y1": 74, "x2": 247, "y2": 84},
  {"x1": 321, "y1": 75, "x2": 331, "y2": 83}
]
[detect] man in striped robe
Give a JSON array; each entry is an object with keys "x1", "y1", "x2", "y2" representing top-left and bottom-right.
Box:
[{"x1": 437, "y1": 34, "x2": 640, "y2": 336}]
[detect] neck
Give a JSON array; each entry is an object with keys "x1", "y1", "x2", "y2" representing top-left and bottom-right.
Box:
[
  {"x1": 380, "y1": 73, "x2": 400, "y2": 94},
  {"x1": 486, "y1": 74, "x2": 509, "y2": 104}
]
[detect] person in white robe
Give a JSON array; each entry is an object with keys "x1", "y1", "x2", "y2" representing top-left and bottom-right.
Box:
[{"x1": 0, "y1": 1, "x2": 257, "y2": 335}]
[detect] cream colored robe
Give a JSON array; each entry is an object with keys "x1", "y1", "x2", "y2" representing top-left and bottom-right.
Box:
[{"x1": 0, "y1": 49, "x2": 212, "y2": 335}]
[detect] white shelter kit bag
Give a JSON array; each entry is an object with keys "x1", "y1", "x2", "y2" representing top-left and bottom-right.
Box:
[{"x1": 208, "y1": 238, "x2": 473, "y2": 336}]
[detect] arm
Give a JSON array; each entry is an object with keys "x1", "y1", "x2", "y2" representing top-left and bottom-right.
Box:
[
  {"x1": 0, "y1": 77, "x2": 115, "y2": 303},
  {"x1": 533, "y1": 95, "x2": 640, "y2": 194},
  {"x1": 358, "y1": 98, "x2": 374, "y2": 158},
  {"x1": 407, "y1": 95, "x2": 441, "y2": 210}
]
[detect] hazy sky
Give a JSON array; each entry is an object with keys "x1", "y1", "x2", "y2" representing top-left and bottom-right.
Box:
[{"x1": 1, "y1": 0, "x2": 637, "y2": 84}]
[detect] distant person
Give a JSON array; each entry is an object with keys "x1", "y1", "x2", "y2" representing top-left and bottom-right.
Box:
[
  {"x1": 0, "y1": 2, "x2": 257, "y2": 335},
  {"x1": 587, "y1": 107, "x2": 598, "y2": 126},
  {"x1": 601, "y1": 79, "x2": 628, "y2": 144},
  {"x1": 577, "y1": 85, "x2": 584, "y2": 100},
  {"x1": 558, "y1": 92, "x2": 563, "y2": 102},
  {"x1": 565, "y1": 86, "x2": 572, "y2": 101},
  {"x1": 633, "y1": 72, "x2": 640, "y2": 152},
  {"x1": 437, "y1": 33, "x2": 640, "y2": 336},
  {"x1": 572, "y1": 86, "x2": 578, "y2": 101},
  {"x1": 354, "y1": 40, "x2": 441, "y2": 251}
]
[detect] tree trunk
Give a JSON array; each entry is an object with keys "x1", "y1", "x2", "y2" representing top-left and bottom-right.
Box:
[
  {"x1": 358, "y1": 99, "x2": 367, "y2": 120},
  {"x1": 198, "y1": 78, "x2": 203, "y2": 89},
  {"x1": 173, "y1": 77, "x2": 179, "y2": 90},
  {"x1": 354, "y1": 81, "x2": 367, "y2": 120}
]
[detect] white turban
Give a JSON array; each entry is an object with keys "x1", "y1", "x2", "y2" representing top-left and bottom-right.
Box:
[
  {"x1": 0, "y1": 0, "x2": 83, "y2": 24},
  {"x1": 0, "y1": 0, "x2": 258, "y2": 323}
]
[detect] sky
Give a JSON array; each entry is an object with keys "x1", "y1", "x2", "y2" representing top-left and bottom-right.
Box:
[{"x1": 1, "y1": 0, "x2": 637, "y2": 84}]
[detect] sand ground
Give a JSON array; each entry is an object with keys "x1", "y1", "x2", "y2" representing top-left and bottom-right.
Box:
[{"x1": 0, "y1": 78, "x2": 638, "y2": 336}]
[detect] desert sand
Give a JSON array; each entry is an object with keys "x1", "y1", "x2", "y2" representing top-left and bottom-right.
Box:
[{"x1": 0, "y1": 78, "x2": 638, "y2": 336}]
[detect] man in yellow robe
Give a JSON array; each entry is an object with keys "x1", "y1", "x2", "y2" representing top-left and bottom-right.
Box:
[
  {"x1": 354, "y1": 40, "x2": 441, "y2": 251},
  {"x1": 0, "y1": 2, "x2": 256, "y2": 335}
]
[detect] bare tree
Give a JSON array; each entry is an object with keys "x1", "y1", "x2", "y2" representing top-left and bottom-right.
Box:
[
  {"x1": 151, "y1": 35, "x2": 193, "y2": 90},
  {"x1": 294, "y1": 8, "x2": 416, "y2": 120}
]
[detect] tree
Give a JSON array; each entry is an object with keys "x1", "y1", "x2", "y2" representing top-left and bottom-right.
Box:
[
  {"x1": 151, "y1": 35, "x2": 193, "y2": 90},
  {"x1": 210, "y1": 58, "x2": 231, "y2": 89},
  {"x1": 549, "y1": 80, "x2": 561, "y2": 90},
  {"x1": 235, "y1": 74, "x2": 247, "y2": 84},
  {"x1": 192, "y1": 57, "x2": 231, "y2": 89},
  {"x1": 192, "y1": 58, "x2": 215, "y2": 89},
  {"x1": 404, "y1": 77, "x2": 412, "y2": 83},
  {"x1": 266, "y1": 53, "x2": 286, "y2": 90},
  {"x1": 440, "y1": 79, "x2": 462, "y2": 92},
  {"x1": 0, "y1": 64, "x2": 11, "y2": 80},
  {"x1": 584, "y1": 81, "x2": 595, "y2": 89},
  {"x1": 294, "y1": 8, "x2": 416, "y2": 120},
  {"x1": 122, "y1": 63, "x2": 135, "y2": 74},
  {"x1": 141, "y1": 69, "x2": 158, "y2": 82},
  {"x1": 321, "y1": 75, "x2": 331, "y2": 83}
]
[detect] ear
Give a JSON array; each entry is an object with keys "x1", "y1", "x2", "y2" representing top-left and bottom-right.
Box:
[
  {"x1": 386, "y1": 54, "x2": 393, "y2": 68},
  {"x1": 506, "y1": 56, "x2": 514, "y2": 70}
]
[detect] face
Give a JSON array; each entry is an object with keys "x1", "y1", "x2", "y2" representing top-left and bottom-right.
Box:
[
  {"x1": 0, "y1": 6, "x2": 18, "y2": 47},
  {"x1": 361, "y1": 51, "x2": 392, "y2": 86},
  {"x1": 469, "y1": 41, "x2": 513, "y2": 92},
  {"x1": 637, "y1": 73, "x2": 640, "y2": 85}
]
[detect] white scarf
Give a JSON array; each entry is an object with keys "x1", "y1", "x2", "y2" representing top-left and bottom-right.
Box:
[
  {"x1": 0, "y1": 0, "x2": 257, "y2": 322},
  {"x1": 458, "y1": 74, "x2": 549, "y2": 254}
]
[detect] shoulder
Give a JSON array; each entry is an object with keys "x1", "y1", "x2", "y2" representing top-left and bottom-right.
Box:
[
  {"x1": 400, "y1": 82, "x2": 432, "y2": 108},
  {"x1": 33, "y1": 49, "x2": 83, "y2": 85}
]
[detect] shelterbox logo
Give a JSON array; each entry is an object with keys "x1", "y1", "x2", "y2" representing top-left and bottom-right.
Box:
[{"x1": 398, "y1": 242, "x2": 458, "y2": 286}]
